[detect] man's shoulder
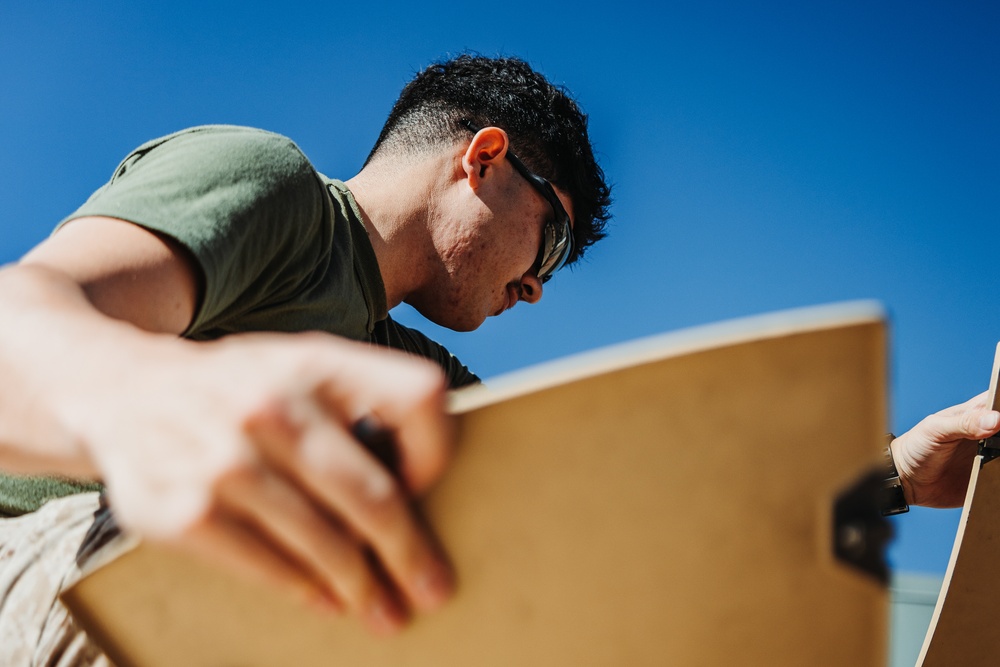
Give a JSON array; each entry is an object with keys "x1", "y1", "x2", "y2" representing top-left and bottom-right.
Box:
[
  {"x1": 121, "y1": 125, "x2": 313, "y2": 175},
  {"x1": 100, "y1": 125, "x2": 326, "y2": 214},
  {"x1": 137, "y1": 124, "x2": 298, "y2": 147}
]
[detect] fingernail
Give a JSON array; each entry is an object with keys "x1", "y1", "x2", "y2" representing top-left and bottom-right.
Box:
[
  {"x1": 308, "y1": 592, "x2": 343, "y2": 616},
  {"x1": 367, "y1": 598, "x2": 405, "y2": 636},
  {"x1": 980, "y1": 412, "x2": 1000, "y2": 430},
  {"x1": 415, "y1": 562, "x2": 454, "y2": 610}
]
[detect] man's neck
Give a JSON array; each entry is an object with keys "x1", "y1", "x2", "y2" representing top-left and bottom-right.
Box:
[{"x1": 344, "y1": 154, "x2": 451, "y2": 309}]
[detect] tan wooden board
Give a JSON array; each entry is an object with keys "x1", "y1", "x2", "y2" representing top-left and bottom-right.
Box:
[
  {"x1": 915, "y1": 457, "x2": 997, "y2": 666},
  {"x1": 62, "y1": 302, "x2": 890, "y2": 666},
  {"x1": 917, "y1": 342, "x2": 1000, "y2": 666}
]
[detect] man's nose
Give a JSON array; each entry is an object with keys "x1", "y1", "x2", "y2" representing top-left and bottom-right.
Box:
[{"x1": 519, "y1": 273, "x2": 543, "y2": 304}]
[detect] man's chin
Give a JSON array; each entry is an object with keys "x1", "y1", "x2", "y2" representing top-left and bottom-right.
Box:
[
  {"x1": 406, "y1": 300, "x2": 485, "y2": 333},
  {"x1": 443, "y1": 311, "x2": 487, "y2": 333}
]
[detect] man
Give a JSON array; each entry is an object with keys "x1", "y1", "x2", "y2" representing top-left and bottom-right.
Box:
[
  {"x1": 0, "y1": 53, "x2": 994, "y2": 665},
  {"x1": 0, "y1": 55, "x2": 609, "y2": 663}
]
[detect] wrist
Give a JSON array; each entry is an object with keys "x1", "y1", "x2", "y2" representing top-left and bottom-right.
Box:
[{"x1": 881, "y1": 435, "x2": 910, "y2": 516}]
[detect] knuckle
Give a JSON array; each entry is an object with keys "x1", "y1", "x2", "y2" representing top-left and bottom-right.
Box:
[
  {"x1": 407, "y1": 364, "x2": 448, "y2": 403},
  {"x1": 211, "y1": 459, "x2": 265, "y2": 498},
  {"x1": 241, "y1": 395, "x2": 296, "y2": 436},
  {"x1": 353, "y1": 473, "x2": 408, "y2": 530},
  {"x1": 961, "y1": 413, "x2": 978, "y2": 433},
  {"x1": 241, "y1": 396, "x2": 283, "y2": 428},
  {"x1": 177, "y1": 506, "x2": 222, "y2": 541}
]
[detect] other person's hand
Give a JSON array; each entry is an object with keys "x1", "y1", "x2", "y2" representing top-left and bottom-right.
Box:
[{"x1": 891, "y1": 391, "x2": 1000, "y2": 508}]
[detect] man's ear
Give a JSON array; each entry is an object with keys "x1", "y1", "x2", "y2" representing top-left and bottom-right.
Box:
[{"x1": 462, "y1": 126, "x2": 509, "y2": 190}]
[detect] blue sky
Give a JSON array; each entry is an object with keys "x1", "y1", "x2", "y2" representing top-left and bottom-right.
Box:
[{"x1": 2, "y1": 1, "x2": 998, "y2": 574}]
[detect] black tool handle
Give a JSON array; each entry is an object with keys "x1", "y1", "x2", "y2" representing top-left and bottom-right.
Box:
[{"x1": 352, "y1": 416, "x2": 400, "y2": 476}]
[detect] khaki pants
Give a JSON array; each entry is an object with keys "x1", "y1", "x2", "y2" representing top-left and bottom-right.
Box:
[{"x1": 0, "y1": 493, "x2": 112, "y2": 667}]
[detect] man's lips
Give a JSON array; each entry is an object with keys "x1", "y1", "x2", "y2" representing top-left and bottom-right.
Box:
[
  {"x1": 494, "y1": 284, "x2": 520, "y2": 316},
  {"x1": 506, "y1": 284, "x2": 522, "y2": 311}
]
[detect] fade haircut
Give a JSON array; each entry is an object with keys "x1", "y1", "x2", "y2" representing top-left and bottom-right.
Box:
[{"x1": 365, "y1": 54, "x2": 611, "y2": 263}]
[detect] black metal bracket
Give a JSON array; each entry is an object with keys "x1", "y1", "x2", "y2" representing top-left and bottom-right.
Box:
[
  {"x1": 833, "y1": 466, "x2": 893, "y2": 585},
  {"x1": 978, "y1": 436, "x2": 1000, "y2": 465}
]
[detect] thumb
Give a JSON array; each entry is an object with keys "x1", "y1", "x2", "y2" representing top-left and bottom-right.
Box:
[
  {"x1": 972, "y1": 410, "x2": 1000, "y2": 437},
  {"x1": 926, "y1": 409, "x2": 1000, "y2": 442}
]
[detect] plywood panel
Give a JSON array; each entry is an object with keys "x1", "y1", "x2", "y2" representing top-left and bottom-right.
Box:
[
  {"x1": 915, "y1": 458, "x2": 1000, "y2": 666},
  {"x1": 63, "y1": 303, "x2": 889, "y2": 667}
]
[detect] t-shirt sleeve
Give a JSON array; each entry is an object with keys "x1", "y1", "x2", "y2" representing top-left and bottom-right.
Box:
[
  {"x1": 374, "y1": 317, "x2": 481, "y2": 389},
  {"x1": 59, "y1": 125, "x2": 330, "y2": 336}
]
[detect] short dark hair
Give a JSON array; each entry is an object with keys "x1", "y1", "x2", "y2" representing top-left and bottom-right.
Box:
[{"x1": 366, "y1": 54, "x2": 611, "y2": 263}]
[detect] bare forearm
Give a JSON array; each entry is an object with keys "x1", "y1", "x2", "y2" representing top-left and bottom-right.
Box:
[
  {"x1": 0, "y1": 261, "x2": 457, "y2": 630},
  {"x1": 0, "y1": 263, "x2": 181, "y2": 478}
]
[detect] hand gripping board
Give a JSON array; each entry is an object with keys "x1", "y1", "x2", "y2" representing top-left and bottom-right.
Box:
[{"x1": 62, "y1": 302, "x2": 889, "y2": 666}]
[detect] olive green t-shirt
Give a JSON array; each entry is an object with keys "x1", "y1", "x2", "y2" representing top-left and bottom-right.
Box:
[{"x1": 0, "y1": 125, "x2": 478, "y2": 516}]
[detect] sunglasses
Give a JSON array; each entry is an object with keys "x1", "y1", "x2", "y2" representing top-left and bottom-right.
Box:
[{"x1": 460, "y1": 119, "x2": 574, "y2": 283}]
